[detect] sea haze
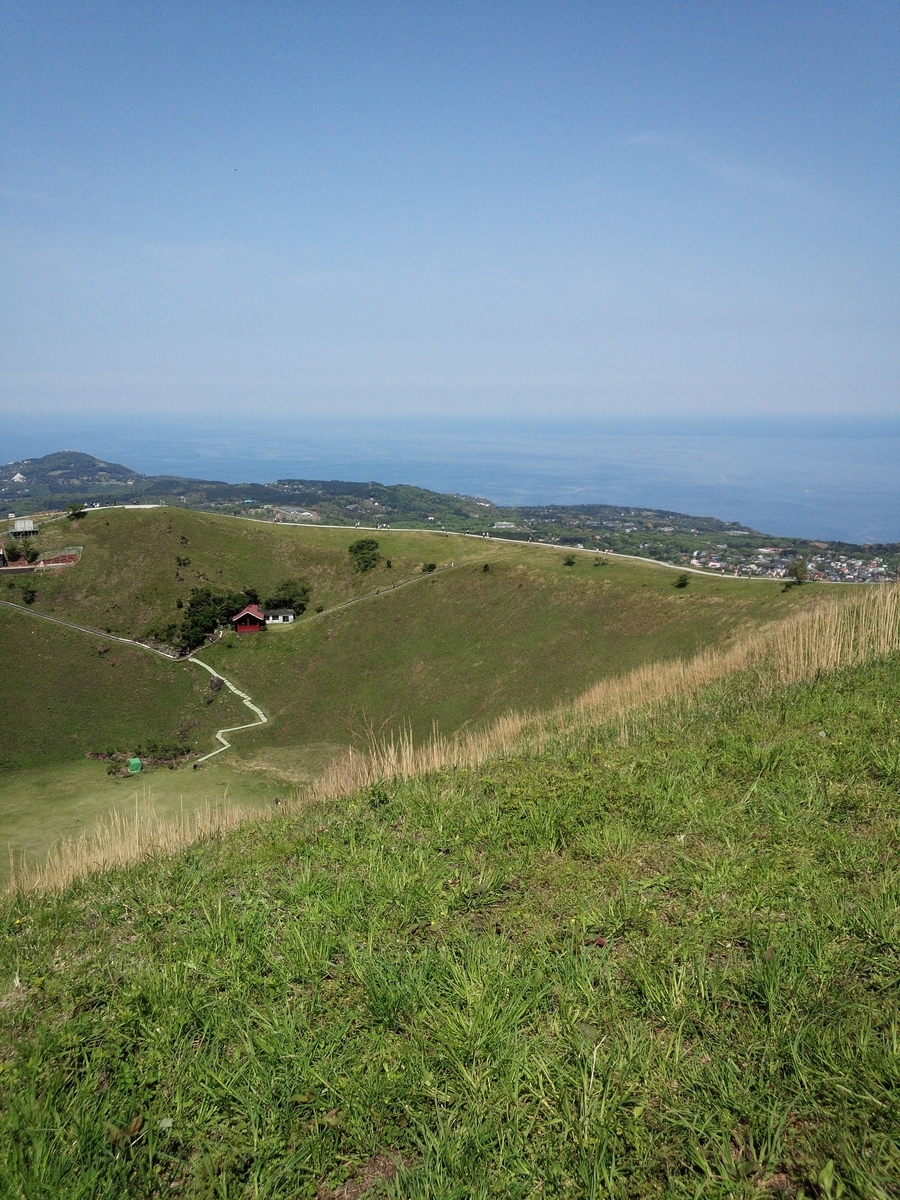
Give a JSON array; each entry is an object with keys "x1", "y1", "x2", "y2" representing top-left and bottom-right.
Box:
[{"x1": 3, "y1": 415, "x2": 898, "y2": 545}]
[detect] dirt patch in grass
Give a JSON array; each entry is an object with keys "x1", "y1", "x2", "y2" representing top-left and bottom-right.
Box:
[{"x1": 318, "y1": 1153, "x2": 402, "y2": 1198}]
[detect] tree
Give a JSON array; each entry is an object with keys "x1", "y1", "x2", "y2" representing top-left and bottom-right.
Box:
[
  {"x1": 675, "y1": 573, "x2": 689, "y2": 588},
  {"x1": 23, "y1": 542, "x2": 40, "y2": 564},
  {"x1": 563, "y1": 554, "x2": 576, "y2": 567},
  {"x1": 178, "y1": 586, "x2": 257, "y2": 652},
  {"x1": 421, "y1": 563, "x2": 436, "y2": 574},
  {"x1": 66, "y1": 502, "x2": 86, "y2": 521},
  {"x1": 348, "y1": 538, "x2": 381, "y2": 572},
  {"x1": 4, "y1": 541, "x2": 23, "y2": 563},
  {"x1": 264, "y1": 578, "x2": 310, "y2": 613},
  {"x1": 787, "y1": 558, "x2": 808, "y2": 585}
]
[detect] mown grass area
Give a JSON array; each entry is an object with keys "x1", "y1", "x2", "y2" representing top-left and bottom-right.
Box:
[
  {"x1": 202, "y1": 553, "x2": 814, "y2": 777},
  {"x1": 3, "y1": 652, "x2": 898, "y2": 1197},
  {"x1": 0, "y1": 758, "x2": 276, "y2": 886}
]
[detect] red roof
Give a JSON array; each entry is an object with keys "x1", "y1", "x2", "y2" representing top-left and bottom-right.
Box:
[{"x1": 232, "y1": 603, "x2": 265, "y2": 623}]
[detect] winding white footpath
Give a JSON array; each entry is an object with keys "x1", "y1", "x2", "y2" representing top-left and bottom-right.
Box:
[
  {"x1": 0, "y1": 597, "x2": 267, "y2": 765},
  {"x1": 188, "y1": 657, "x2": 268, "y2": 764}
]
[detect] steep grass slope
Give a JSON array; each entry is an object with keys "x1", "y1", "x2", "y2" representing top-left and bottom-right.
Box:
[
  {"x1": 2, "y1": 615, "x2": 899, "y2": 1196},
  {"x1": 0, "y1": 606, "x2": 243, "y2": 771},
  {"x1": 200, "y1": 549, "x2": 812, "y2": 778}
]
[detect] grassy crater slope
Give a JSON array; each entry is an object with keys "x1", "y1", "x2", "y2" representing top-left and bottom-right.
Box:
[
  {"x1": 2, "y1": 652, "x2": 899, "y2": 1196},
  {"x1": 0, "y1": 606, "x2": 243, "y2": 772},
  {"x1": 201, "y1": 548, "x2": 814, "y2": 779},
  {"x1": 18, "y1": 507, "x2": 494, "y2": 639},
  {"x1": 9, "y1": 508, "x2": 817, "y2": 776}
]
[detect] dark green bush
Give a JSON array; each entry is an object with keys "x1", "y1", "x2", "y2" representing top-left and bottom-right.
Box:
[
  {"x1": 178, "y1": 587, "x2": 257, "y2": 651},
  {"x1": 348, "y1": 538, "x2": 382, "y2": 572},
  {"x1": 263, "y1": 578, "x2": 310, "y2": 612}
]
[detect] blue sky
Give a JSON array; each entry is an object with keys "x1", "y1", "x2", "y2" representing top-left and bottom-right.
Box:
[{"x1": 2, "y1": 1, "x2": 898, "y2": 421}]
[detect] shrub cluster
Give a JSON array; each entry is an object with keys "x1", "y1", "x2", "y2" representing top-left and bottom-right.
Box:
[
  {"x1": 348, "y1": 538, "x2": 381, "y2": 572},
  {"x1": 177, "y1": 587, "x2": 258, "y2": 651},
  {"x1": 88, "y1": 737, "x2": 194, "y2": 774},
  {"x1": 263, "y1": 578, "x2": 310, "y2": 612},
  {"x1": 146, "y1": 578, "x2": 312, "y2": 652}
]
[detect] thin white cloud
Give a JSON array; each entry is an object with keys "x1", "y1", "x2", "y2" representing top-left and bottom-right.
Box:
[{"x1": 623, "y1": 133, "x2": 830, "y2": 206}]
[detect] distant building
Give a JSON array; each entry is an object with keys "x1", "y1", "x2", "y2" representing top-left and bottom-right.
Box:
[
  {"x1": 275, "y1": 507, "x2": 318, "y2": 522},
  {"x1": 264, "y1": 609, "x2": 295, "y2": 624},
  {"x1": 231, "y1": 603, "x2": 266, "y2": 634}
]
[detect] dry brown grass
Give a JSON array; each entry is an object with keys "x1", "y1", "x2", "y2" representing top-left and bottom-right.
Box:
[
  {"x1": 10, "y1": 585, "x2": 899, "y2": 894},
  {"x1": 8, "y1": 799, "x2": 258, "y2": 895}
]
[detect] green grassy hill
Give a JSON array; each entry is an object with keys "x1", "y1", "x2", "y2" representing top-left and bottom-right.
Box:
[
  {"x1": 201, "y1": 548, "x2": 812, "y2": 781},
  {"x1": 2, "y1": 630, "x2": 898, "y2": 1195},
  {"x1": 0, "y1": 605, "x2": 280, "y2": 871},
  {"x1": 1, "y1": 507, "x2": 827, "y2": 868},
  {"x1": 19, "y1": 507, "x2": 489, "y2": 640}
]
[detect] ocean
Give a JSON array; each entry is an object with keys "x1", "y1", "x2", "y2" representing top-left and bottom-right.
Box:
[{"x1": 3, "y1": 413, "x2": 899, "y2": 544}]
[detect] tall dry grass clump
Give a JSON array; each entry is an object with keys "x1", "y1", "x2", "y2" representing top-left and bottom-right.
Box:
[
  {"x1": 8, "y1": 797, "x2": 257, "y2": 895},
  {"x1": 10, "y1": 585, "x2": 899, "y2": 894}
]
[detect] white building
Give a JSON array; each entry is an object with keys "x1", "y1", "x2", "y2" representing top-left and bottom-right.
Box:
[{"x1": 264, "y1": 609, "x2": 295, "y2": 624}]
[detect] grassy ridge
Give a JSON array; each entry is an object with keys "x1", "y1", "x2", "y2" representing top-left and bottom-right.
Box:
[
  {"x1": 2, "y1": 648, "x2": 899, "y2": 1196},
  {"x1": 22, "y1": 508, "x2": 493, "y2": 639}
]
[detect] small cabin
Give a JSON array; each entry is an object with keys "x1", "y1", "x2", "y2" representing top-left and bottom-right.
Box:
[
  {"x1": 264, "y1": 608, "x2": 295, "y2": 624},
  {"x1": 231, "y1": 603, "x2": 266, "y2": 634}
]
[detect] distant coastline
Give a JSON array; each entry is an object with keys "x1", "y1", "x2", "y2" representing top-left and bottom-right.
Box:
[
  {"x1": 3, "y1": 449, "x2": 897, "y2": 583},
  {"x1": 3, "y1": 413, "x2": 899, "y2": 544}
]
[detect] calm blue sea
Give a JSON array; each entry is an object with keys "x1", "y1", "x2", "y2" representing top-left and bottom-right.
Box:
[{"x1": 3, "y1": 414, "x2": 899, "y2": 544}]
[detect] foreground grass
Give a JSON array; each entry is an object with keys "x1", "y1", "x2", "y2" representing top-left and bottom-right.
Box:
[{"x1": 2, "y1": 652, "x2": 899, "y2": 1197}]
